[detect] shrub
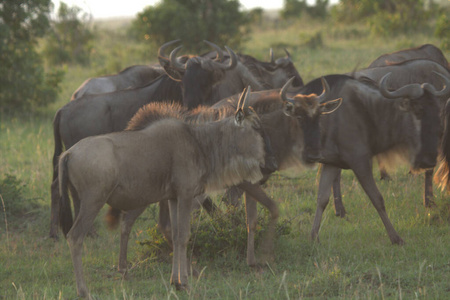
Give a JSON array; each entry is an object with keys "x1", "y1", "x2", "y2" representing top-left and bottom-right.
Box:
[
  {"x1": 0, "y1": 174, "x2": 38, "y2": 220},
  {"x1": 435, "y1": 13, "x2": 450, "y2": 51},
  {"x1": 138, "y1": 203, "x2": 291, "y2": 263}
]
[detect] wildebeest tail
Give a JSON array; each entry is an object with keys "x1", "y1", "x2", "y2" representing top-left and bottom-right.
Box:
[
  {"x1": 58, "y1": 152, "x2": 73, "y2": 237},
  {"x1": 52, "y1": 109, "x2": 63, "y2": 182},
  {"x1": 105, "y1": 207, "x2": 121, "y2": 230},
  {"x1": 434, "y1": 99, "x2": 450, "y2": 193}
]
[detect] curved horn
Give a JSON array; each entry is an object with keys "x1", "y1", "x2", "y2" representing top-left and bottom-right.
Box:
[
  {"x1": 243, "y1": 86, "x2": 252, "y2": 108},
  {"x1": 204, "y1": 40, "x2": 224, "y2": 62},
  {"x1": 269, "y1": 48, "x2": 274, "y2": 64},
  {"x1": 379, "y1": 73, "x2": 424, "y2": 99},
  {"x1": 169, "y1": 45, "x2": 187, "y2": 71},
  {"x1": 284, "y1": 48, "x2": 291, "y2": 60},
  {"x1": 158, "y1": 39, "x2": 181, "y2": 60},
  {"x1": 222, "y1": 46, "x2": 238, "y2": 70},
  {"x1": 318, "y1": 77, "x2": 330, "y2": 102},
  {"x1": 280, "y1": 77, "x2": 295, "y2": 102},
  {"x1": 422, "y1": 71, "x2": 450, "y2": 97},
  {"x1": 237, "y1": 86, "x2": 248, "y2": 110}
]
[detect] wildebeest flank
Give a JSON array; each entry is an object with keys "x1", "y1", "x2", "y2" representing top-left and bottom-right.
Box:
[{"x1": 58, "y1": 87, "x2": 267, "y2": 297}]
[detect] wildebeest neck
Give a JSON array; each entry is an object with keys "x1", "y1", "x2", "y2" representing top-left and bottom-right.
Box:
[{"x1": 190, "y1": 118, "x2": 265, "y2": 193}]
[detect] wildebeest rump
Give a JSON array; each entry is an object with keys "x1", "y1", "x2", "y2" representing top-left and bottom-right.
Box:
[
  {"x1": 310, "y1": 73, "x2": 447, "y2": 245},
  {"x1": 70, "y1": 64, "x2": 166, "y2": 100},
  {"x1": 367, "y1": 44, "x2": 450, "y2": 69},
  {"x1": 58, "y1": 87, "x2": 267, "y2": 297}
]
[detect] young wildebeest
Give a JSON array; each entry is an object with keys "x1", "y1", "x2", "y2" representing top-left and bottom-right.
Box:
[
  {"x1": 58, "y1": 88, "x2": 268, "y2": 297},
  {"x1": 310, "y1": 73, "x2": 448, "y2": 245}
]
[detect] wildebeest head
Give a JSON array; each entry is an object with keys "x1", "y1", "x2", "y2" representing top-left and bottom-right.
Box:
[
  {"x1": 158, "y1": 40, "x2": 239, "y2": 109},
  {"x1": 268, "y1": 48, "x2": 304, "y2": 88},
  {"x1": 281, "y1": 77, "x2": 342, "y2": 164},
  {"x1": 379, "y1": 71, "x2": 450, "y2": 171}
]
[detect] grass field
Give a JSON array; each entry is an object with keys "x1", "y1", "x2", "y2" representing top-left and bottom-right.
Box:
[{"x1": 1, "y1": 16, "x2": 450, "y2": 299}]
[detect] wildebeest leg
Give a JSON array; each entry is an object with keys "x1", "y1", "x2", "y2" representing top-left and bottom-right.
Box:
[
  {"x1": 67, "y1": 195, "x2": 105, "y2": 298},
  {"x1": 222, "y1": 186, "x2": 244, "y2": 207},
  {"x1": 244, "y1": 195, "x2": 257, "y2": 266},
  {"x1": 311, "y1": 164, "x2": 341, "y2": 242},
  {"x1": 70, "y1": 185, "x2": 97, "y2": 238},
  {"x1": 332, "y1": 170, "x2": 346, "y2": 218},
  {"x1": 49, "y1": 178, "x2": 60, "y2": 239},
  {"x1": 424, "y1": 169, "x2": 435, "y2": 207},
  {"x1": 200, "y1": 196, "x2": 218, "y2": 214},
  {"x1": 239, "y1": 181, "x2": 279, "y2": 266},
  {"x1": 118, "y1": 207, "x2": 146, "y2": 274},
  {"x1": 158, "y1": 200, "x2": 172, "y2": 249},
  {"x1": 351, "y1": 160, "x2": 404, "y2": 245},
  {"x1": 169, "y1": 197, "x2": 192, "y2": 290}
]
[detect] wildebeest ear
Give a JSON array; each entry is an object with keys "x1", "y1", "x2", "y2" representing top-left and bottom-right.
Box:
[
  {"x1": 320, "y1": 98, "x2": 342, "y2": 115},
  {"x1": 283, "y1": 101, "x2": 295, "y2": 117},
  {"x1": 162, "y1": 65, "x2": 183, "y2": 82},
  {"x1": 235, "y1": 108, "x2": 245, "y2": 125},
  {"x1": 398, "y1": 98, "x2": 411, "y2": 111}
]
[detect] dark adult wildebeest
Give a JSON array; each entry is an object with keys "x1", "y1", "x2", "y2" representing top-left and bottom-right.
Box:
[
  {"x1": 115, "y1": 77, "x2": 342, "y2": 268},
  {"x1": 158, "y1": 40, "x2": 303, "y2": 109},
  {"x1": 58, "y1": 87, "x2": 269, "y2": 297},
  {"x1": 367, "y1": 44, "x2": 450, "y2": 69},
  {"x1": 70, "y1": 64, "x2": 166, "y2": 100},
  {"x1": 309, "y1": 73, "x2": 449, "y2": 245},
  {"x1": 330, "y1": 59, "x2": 450, "y2": 214}
]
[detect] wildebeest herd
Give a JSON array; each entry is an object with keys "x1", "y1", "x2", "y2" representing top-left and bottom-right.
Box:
[{"x1": 50, "y1": 41, "x2": 450, "y2": 298}]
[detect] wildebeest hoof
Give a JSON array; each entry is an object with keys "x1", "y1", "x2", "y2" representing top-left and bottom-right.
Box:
[
  {"x1": 392, "y1": 237, "x2": 405, "y2": 246},
  {"x1": 174, "y1": 282, "x2": 189, "y2": 291}
]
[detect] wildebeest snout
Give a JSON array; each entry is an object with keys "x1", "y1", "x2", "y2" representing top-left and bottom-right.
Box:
[{"x1": 303, "y1": 146, "x2": 322, "y2": 163}]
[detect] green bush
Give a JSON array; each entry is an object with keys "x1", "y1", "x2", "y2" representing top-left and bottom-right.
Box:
[
  {"x1": 42, "y1": 2, "x2": 94, "y2": 66},
  {"x1": 0, "y1": 0, "x2": 64, "y2": 111},
  {"x1": 0, "y1": 174, "x2": 37, "y2": 219},
  {"x1": 435, "y1": 13, "x2": 450, "y2": 51},
  {"x1": 128, "y1": 0, "x2": 250, "y2": 53}
]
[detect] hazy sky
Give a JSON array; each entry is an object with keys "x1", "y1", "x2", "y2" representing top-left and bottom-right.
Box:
[{"x1": 52, "y1": 0, "x2": 339, "y2": 19}]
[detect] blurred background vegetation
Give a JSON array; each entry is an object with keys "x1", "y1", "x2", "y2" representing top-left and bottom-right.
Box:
[{"x1": 1, "y1": 0, "x2": 449, "y2": 111}]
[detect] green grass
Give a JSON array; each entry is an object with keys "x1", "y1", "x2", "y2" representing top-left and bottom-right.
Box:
[{"x1": 1, "y1": 17, "x2": 450, "y2": 299}]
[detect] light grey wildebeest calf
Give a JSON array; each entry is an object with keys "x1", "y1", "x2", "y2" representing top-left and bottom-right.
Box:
[{"x1": 58, "y1": 87, "x2": 267, "y2": 297}]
